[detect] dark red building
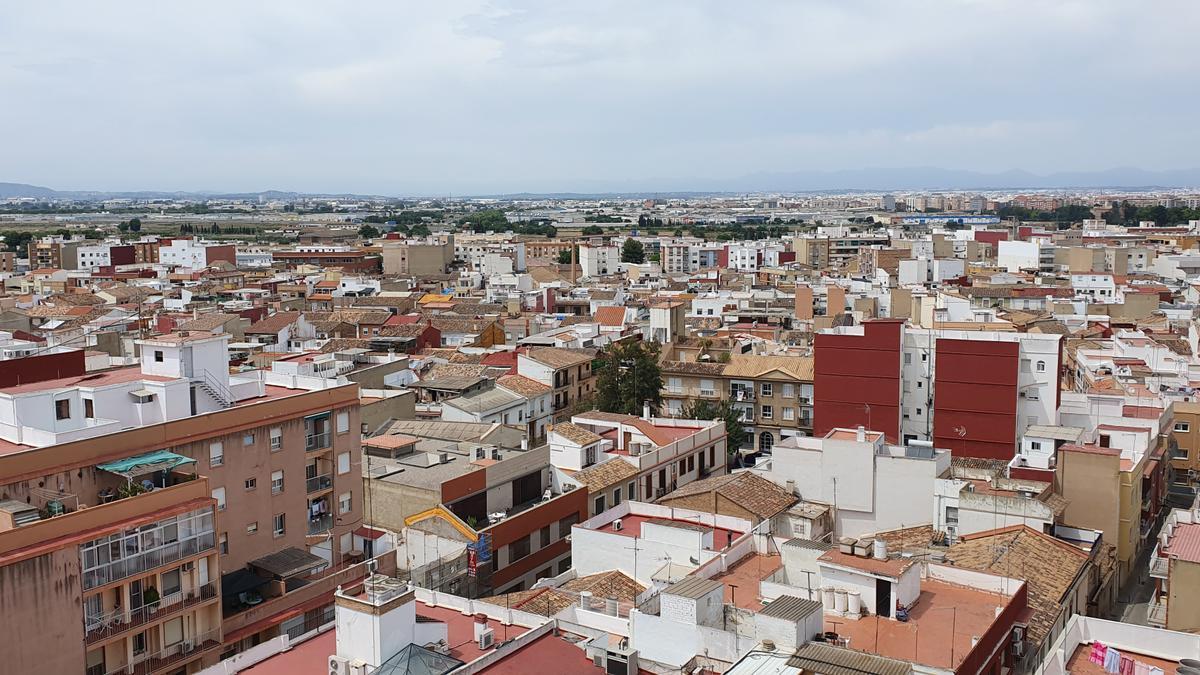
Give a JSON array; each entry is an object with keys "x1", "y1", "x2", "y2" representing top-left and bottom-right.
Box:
[
  {"x1": 932, "y1": 338, "x2": 1020, "y2": 460},
  {"x1": 813, "y1": 319, "x2": 903, "y2": 443}
]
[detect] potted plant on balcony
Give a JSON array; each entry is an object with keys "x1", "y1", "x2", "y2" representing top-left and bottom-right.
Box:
[{"x1": 143, "y1": 586, "x2": 160, "y2": 614}]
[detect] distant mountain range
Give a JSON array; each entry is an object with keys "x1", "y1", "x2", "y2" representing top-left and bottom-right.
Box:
[{"x1": 4, "y1": 166, "x2": 1200, "y2": 201}]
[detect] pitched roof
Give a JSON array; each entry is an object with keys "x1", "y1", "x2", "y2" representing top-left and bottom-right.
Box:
[
  {"x1": 550, "y1": 422, "x2": 602, "y2": 446},
  {"x1": 945, "y1": 525, "x2": 1089, "y2": 646},
  {"x1": 525, "y1": 346, "x2": 594, "y2": 368},
  {"x1": 787, "y1": 642, "x2": 913, "y2": 675},
  {"x1": 572, "y1": 458, "x2": 639, "y2": 492},
  {"x1": 177, "y1": 313, "x2": 238, "y2": 331},
  {"x1": 722, "y1": 354, "x2": 813, "y2": 381},
  {"x1": 594, "y1": 305, "x2": 628, "y2": 327},
  {"x1": 496, "y1": 374, "x2": 551, "y2": 397},
  {"x1": 486, "y1": 570, "x2": 645, "y2": 618},
  {"x1": 658, "y1": 471, "x2": 796, "y2": 519},
  {"x1": 245, "y1": 311, "x2": 301, "y2": 334}
]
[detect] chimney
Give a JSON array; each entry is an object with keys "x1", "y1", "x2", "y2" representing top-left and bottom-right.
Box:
[
  {"x1": 856, "y1": 425, "x2": 866, "y2": 442},
  {"x1": 473, "y1": 613, "x2": 490, "y2": 642}
]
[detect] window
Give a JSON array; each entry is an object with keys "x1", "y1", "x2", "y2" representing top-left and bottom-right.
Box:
[
  {"x1": 273, "y1": 514, "x2": 286, "y2": 537},
  {"x1": 244, "y1": 477, "x2": 256, "y2": 491},
  {"x1": 270, "y1": 427, "x2": 282, "y2": 451},
  {"x1": 761, "y1": 383, "x2": 773, "y2": 397},
  {"x1": 1171, "y1": 445, "x2": 1189, "y2": 460},
  {"x1": 761, "y1": 405, "x2": 773, "y2": 420},
  {"x1": 212, "y1": 487, "x2": 226, "y2": 511},
  {"x1": 161, "y1": 568, "x2": 181, "y2": 596},
  {"x1": 246, "y1": 521, "x2": 258, "y2": 534},
  {"x1": 700, "y1": 379, "x2": 714, "y2": 397},
  {"x1": 243, "y1": 433, "x2": 254, "y2": 446},
  {"x1": 668, "y1": 377, "x2": 682, "y2": 394},
  {"x1": 945, "y1": 506, "x2": 959, "y2": 524},
  {"x1": 209, "y1": 442, "x2": 224, "y2": 468},
  {"x1": 1030, "y1": 441, "x2": 1042, "y2": 451},
  {"x1": 1026, "y1": 391, "x2": 1039, "y2": 401},
  {"x1": 338, "y1": 452, "x2": 351, "y2": 475},
  {"x1": 1036, "y1": 360, "x2": 1046, "y2": 373},
  {"x1": 613, "y1": 487, "x2": 622, "y2": 507},
  {"x1": 904, "y1": 352, "x2": 912, "y2": 365},
  {"x1": 1176, "y1": 422, "x2": 1191, "y2": 433},
  {"x1": 584, "y1": 445, "x2": 597, "y2": 467},
  {"x1": 55, "y1": 399, "x2": 70, "y2": 420},
  {"x1": 540, "y1": 525, "x2": 551, "y2": 548},
  {"x1": 336, "y1": 411, "x2": 350, "y2": 434},
  {"x1": 219, "y1": 533, "x2": 228, "y2": 555},
  {"x1": 271, "y1": 470, "x2": 284, "y2": 494},
  {"x1": 782, "y1": 384, "x2": 795, "y2": 398},
  {"x1": 132, "y1": 631, "x2": 147, "y2": 655},
  {"x1": 921, "y1": 353, "x2": 927, "y2": 362},
  {"x1": 687, "y1": 455, "x2": 695, "y2": 472},
  {"x1": 782, "y1": 407, "x2": 795, "y2": 421},
  {"x1": 154, "y1": 351, "x2": 164, "y2": 363},
  {"x1": 558, "y1": 512, "x2": 579, "y2": 536},
  {"x1": 594, "y1": 494, "x2": 605, "y2": 514},
  {"x1": 84, "y1": 398, "x2": 94, "y2": 419},
  {"x1": 509, "y1": 535, "x2": 531, "y2": 562},
  {"x1": 627, "y1": 481, "x2": 637, "y2": 502},
  {"x1": 339, "y1": 492, "x2": 352, "y2": 515}
]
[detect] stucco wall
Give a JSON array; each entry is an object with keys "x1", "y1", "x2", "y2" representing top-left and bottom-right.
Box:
[{"x1": 0, "y1": 548, "x2": 86, "y2": 674}]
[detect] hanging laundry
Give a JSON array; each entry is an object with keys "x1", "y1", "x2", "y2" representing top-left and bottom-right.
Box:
[
  {"x1": 1090, "y1": 643, "x2": 1108, "y2": 666},
  {"x1": 1104, "y1": 648, "x2": 1121, "y2": 674},
  {"x1": 1119, "y1": 655, "x2": 1134, "y2": 675}
]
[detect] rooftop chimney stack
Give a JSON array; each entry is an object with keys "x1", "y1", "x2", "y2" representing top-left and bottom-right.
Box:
[
  {"x1": 856, "y1": 425, "x2": 866, "y2": 442},
  {"x1": 643, "y1": 401, "x2": 652, "y2": 421}
]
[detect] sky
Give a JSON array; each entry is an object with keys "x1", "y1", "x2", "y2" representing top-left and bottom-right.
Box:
[{"x1": 2, "y1": 0, "x2": 1198, "y2": 195}]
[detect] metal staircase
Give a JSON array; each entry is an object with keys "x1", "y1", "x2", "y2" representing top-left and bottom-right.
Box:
[{"x1": 193, "y1": 370, "x2": 235, "y2": 408}]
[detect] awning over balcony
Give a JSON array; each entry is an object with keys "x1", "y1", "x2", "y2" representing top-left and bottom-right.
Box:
[
  {"x1": 249, "y1": 547, "x2": 326, "y2": 579},
  {"x1": 96, "y1": 450, "x2": 196, "y2": 479}
]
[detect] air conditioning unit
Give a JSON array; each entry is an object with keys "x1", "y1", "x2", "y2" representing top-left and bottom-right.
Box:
[
  {"x1": 181, "y1": 640, "x2": 194, "y2": 654},
  {"x1": 329, "y1": 655, "x2": 350, "y2": 675},
  {"x1": 478, "y1": 627, "x2": 496, "y2": 650},
  {"x1": 348, "y1": 660, "x2": 369, "y2": 675},
  {"x1": 612, "y1": 518, "x2": 623, "y2": 531}
]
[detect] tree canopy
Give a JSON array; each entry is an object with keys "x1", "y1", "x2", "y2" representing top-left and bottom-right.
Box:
[
  {"x1": 621, "y1": 238, "x2": 645, "y2": 264},
  {"x1": 681, "y1": 399, "x2": 748, "y2": 462},
  {"x1": 557, "y1": 247, "x2": 576, "y2": 264},
  {"x1": 358, "y1": 224, "x2": 380, "y2": 239},
  {"x1": 581, "y1": 224, "x2": 605, "y2": 236},
  {"x1": 594, "y1": 340, "x2": 662, "y2": 416}
]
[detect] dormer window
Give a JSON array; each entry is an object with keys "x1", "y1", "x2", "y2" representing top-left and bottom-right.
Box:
[{"x1": 54, "y1": 399, "x2": 70, "y2": 420}]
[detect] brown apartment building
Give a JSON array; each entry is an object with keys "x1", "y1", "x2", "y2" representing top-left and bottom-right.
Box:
[
  {"x1": 661, "y1": 354, "x2": 814, "y2": 453},
  {"x1": 516, "y1": 347, "x2": 597, "y2": 421},
  {"x1": 0, "y1": 336, "x2": 367, "y2": 673}
]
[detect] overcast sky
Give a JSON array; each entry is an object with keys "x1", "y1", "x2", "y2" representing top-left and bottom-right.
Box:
[{"x1": 2, "y1": 1, "x2": 1198, "y2": 195}]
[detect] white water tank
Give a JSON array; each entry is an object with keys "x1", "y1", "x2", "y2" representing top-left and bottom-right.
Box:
[
  {"x1": 821, "y1": 587, "x2": 835, "y2": 609},
  {"x1": 873, "y1": 538, "x2": 887, "y2": 561},
  {"x1": 834, "y1": 589, "x2": 847, "y2": 613},
  {"x1": 848, "y1": 591, "x2": 861, "y2": 615}
]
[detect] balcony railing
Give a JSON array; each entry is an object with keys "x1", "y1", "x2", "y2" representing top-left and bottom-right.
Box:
[
  {"x1": 1147, "y1": 600, "x2": 1167, "y2": 627},
  {"x1": 102, "y1": 627, "x2": 221, "y2": 675},
  {"x1": 731, "y1": 389, "x2": 755, "y2": 402},
  {"x1": 83, "y1": 532, "x2": 216, "y2": 590},
  {"x1": 85, "y1": 583, "x2": 218, "y2": 645},
  {"x1": 308, "y1": 513, "x2": 333, "y2": 535},
  {"x1": 305, "y1": 432, "x2": 331, "y2": 451},
  {"x1": 306, "y1": 474, "x2": 333, "y2": 494}
]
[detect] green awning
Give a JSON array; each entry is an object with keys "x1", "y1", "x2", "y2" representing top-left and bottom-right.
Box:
[{"x1": 96, "y1": 450, "x2": 196, "y2": 479}]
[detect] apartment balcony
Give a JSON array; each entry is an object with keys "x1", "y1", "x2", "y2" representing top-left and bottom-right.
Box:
[
  {"x1": 85, "y1": 583, "x2": 218, "y2": 645},
  {"x1": 308, "y1": 513, "x2": 333, "y2": 535},
  {"x1": 1150, "y1": 546, "x2": 1170, "y2": 580},
  {"x1": 1147, "y1": 599, "x2": 1168, "y2": 628},
  {"x1": 730, "y1": 389, "x2": 755, "y2": 402},
  {"x1": 101, "y1": 627, "x2": 221, "y2": 675},
  {"x1": 83, "y1": 532, "x2": 216, "y2": 590},
  {"x1": 221, "y1": 562, "x2": 366, "y2": 638},
  {"x1": 305, "y1": 432, "x2": 331, "y2": 452},
  {"x1": 306, "y1": 474, "x2": 333, "y2": 494}
]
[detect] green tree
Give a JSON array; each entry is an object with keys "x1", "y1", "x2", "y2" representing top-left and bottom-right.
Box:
[
  {"x1": 358, "y1": 224, "x2": 381, "y2": 239},
  {"x1": 459, "y1": 209, "x2": 509, "y2": 232},
  {"x1": 621, "y1": 238, "x2": 645, "y2": 264},
  {"x1": 594, "y1": 341, "x2": 662, "y2": 416},
  {"x1": 681, "y1": 399, "x2": 747, "y2": 462},
  {"x1": 557, "y1": 246, "x2": 577, "y2": 264},
  {"x1": 117, "y1": 222, "x2": 129, "y2": 232},
  {"x1": 410, "y1": 223, "x2": 431, "y2": 237},
  {"x1": 128, "y1": 217, "x2": 142, "y2": 232},
  {"x1": 581, "y1": 225, "x2": 605, "y2": 236}
]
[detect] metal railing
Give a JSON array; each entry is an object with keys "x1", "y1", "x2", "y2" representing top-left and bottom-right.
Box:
[
  {"x1": 305, "y1": 432, "x2": 331, "y2": 451},
  {"x1": 85, "y1": 583, "x2": 217, "y2": 644},
  {"x1": 308, "y1": 513, "x2": 333, "y2": 535},
  {"x1": 731, "y1": 389, "x2": 755, "y2": 402},
  {"x1": 102, "y1": 627, "x2": 221, "y2": 675},
  {"x1": 82, "y1": 532, "x2": 215, "y2": 590},
  {"x1": 306, "y1": 474, "x2": 332, "y2": 494}
]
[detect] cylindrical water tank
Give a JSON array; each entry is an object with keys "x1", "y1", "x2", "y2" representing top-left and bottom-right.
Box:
[
  {"x1": 848, "y1": 591, "x2": 861, "y2": 615},
  {"x1": 821, "y1": 587, "x2": 835, "y2": 609},
  {"x1": 873, "y1": 538, "x2": 888, "y2": 560},
  {"x1": 834, "y1": 589, "x2": 847, "y2": 613}
]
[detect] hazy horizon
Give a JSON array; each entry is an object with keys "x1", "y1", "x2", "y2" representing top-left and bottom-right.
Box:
[{"x1": 3, "y1": 1, "x2": 1199, "y2": 195}]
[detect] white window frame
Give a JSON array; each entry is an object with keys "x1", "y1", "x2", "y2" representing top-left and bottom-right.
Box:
[
  {"x1": 271, "y1": 470, "x2": 284, "y2": 494},
  {"x1": 209, "y1": 442, "x2": 224, "y2": 468}
]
